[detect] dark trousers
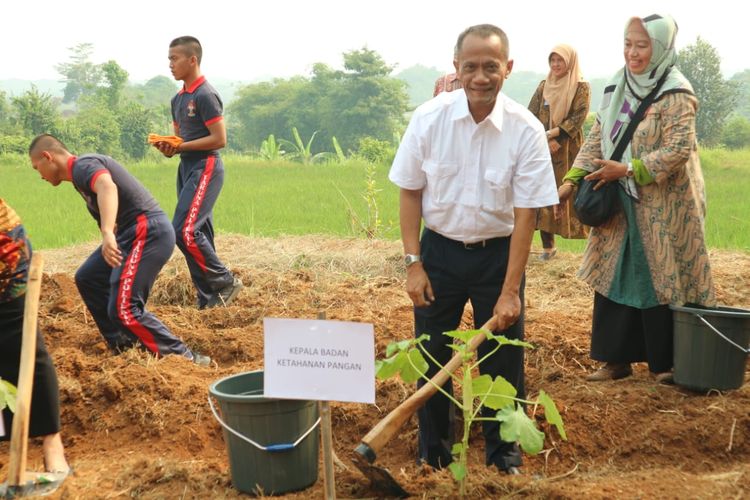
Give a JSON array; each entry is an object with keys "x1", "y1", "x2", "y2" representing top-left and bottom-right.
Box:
[
  {"x1": 414, "y1": 229, "x2": 524, "y2": 470},
  {"x1": 0, "y1": 294, "x2": 61, "y2": 439},
  {"x1": 173, "y1": 154, "x2": 233, "y2": 308},
  {"x1": 591, "y1": 292, "x2": 673, "y2": 373},
  {"x1": 75, "y1": 213, "x2": 190, "y2": 357}
]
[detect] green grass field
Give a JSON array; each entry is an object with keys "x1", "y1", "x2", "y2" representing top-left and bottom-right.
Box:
[{"x1": 1, "y1": 149, "x2": 748, "y2": 251}]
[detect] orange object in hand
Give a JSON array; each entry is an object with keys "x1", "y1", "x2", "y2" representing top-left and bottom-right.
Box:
[{"x1": 147, "y1": 134, "x2": 183, "y2": 148}]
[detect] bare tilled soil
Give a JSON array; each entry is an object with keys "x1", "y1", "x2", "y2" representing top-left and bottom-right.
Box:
[{"x1": 1, "y1": 235, "x2": 748, "y2": 499}]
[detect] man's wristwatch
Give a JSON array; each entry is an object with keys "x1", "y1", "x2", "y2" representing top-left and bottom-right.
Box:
[
  {"x1": 626, "y1": 162, "x2": 634, "y2": 177},
  {"x1": 404, "y1": 254, "x2": 422, "y2": 267}
]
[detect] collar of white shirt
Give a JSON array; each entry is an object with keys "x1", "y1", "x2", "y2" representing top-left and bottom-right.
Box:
[{"x1": 449, "y1": 89, "x2": 505, "y2": 133}]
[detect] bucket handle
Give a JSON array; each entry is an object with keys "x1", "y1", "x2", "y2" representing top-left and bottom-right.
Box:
[
  {"x1": 208, "y1": 396, "x2": 321, "y2": 452},
  {"x1": 695, "y1": 314, "x2": 750, "y2": 355}
]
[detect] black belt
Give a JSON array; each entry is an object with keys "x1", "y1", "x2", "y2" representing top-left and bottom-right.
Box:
[{"x1": 425, "y1": 228, "x2": 506, "y2": 250}]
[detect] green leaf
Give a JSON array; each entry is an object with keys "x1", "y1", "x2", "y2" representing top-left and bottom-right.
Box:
[
  {"x1": 0, "y1": 379, "x2": 17, "y2": 413},
  {"x1": 385, "y1": 339, "x2": 412, "y2": 357},
  {"x1": 538, "y1": 390, "x2": 567, "y2": 440},
  {"x1": 448, "y1": 462, "x2": 467, "y2": 482},
  {"x1": 451, "y1": 443, "x2": 465, "y2": 456},
  {"x1": 487, "y1": 333, "x2": 535, "y2": 350},
  {"x1": 375, "y1": 351, "x2": 405, "y2": 380},
  {"x1": 483, "y1": 376, "x2": 517, "y2": 410},
  {"x1": 443, "y1": 329, "x2": 486, "y2": 344},
  {"x1": 400, "y1": 349, "x2": 428, "y2": 383},
  {"x1": 496, "y1": 406, "x2": 545, "y2": 454},
  {"x1": 471, "y1": 374, "x2": 492, "y2": 398}
]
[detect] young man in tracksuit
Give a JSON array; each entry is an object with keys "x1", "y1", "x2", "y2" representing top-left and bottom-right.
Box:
[
  {"x1": 29, "y1": 134, "x2": 209, "y2": 365},
  {"x1": 152, "y1": 35, "x2": 242, "y2": 309}
]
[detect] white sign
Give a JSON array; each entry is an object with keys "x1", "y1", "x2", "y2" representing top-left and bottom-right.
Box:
[{"x1": 264, "y1": 318, "x2": 375, "y2": 404}]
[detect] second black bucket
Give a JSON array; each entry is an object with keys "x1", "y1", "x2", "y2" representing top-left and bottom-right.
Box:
[
  {"x1": 670, "y1": 304, "x2": 750, "y2": 391},
  {"x1": 208, "y1": 370, "x2": 319, "y2": 495}
]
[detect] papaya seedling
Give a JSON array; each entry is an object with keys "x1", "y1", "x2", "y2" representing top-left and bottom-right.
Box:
[{"x1": 375, "y1": 328, "x2": 566, "y2": 497}]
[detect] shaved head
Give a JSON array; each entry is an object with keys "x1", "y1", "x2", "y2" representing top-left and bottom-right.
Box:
[
  {"x1": 169, "y1": 36, "x2": 203, "y2": 65},
  {"x1": 29, "y1": 134, "x2": 68, "y2": 156}
]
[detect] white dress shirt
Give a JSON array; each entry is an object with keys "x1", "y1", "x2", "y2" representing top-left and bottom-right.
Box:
[{"x1": 389, "y1": 89, "x2": 558, "y2": 243}]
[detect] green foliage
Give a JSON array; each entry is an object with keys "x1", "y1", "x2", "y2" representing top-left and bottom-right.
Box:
[
  {"x1": 11, "y1": 86, "x2": 60, "y2": 136},
  {"x1": 279, "y1": 127, "x2": 332, "y2": 164},
  {"x1": 125, "y1": 76, "x2": 179, "y2": 110},
  {"x1": 0, "y1": 135, "x2": 31, "y2": 155},
  {"x1": 228, "y1": 48, "x2": 410, "y2": 154},
  {"x1": 0, "y1": 378, "x2": 17, "y2": 414},
  {"x1": 721, "y1": 116, "x2": 750, "y2": 150},
  {"x1": 356, "y1": 136, "x2": 394, "y2": 165},
  {"x1": 119, "y1": 102, "x2": 152, "y2": 159},
  {"x1": 339, "y1": 162, "x2": 387, "y2": 238},
  {"x1": 56, "y1": 43, "x2": 102, "y2": 104},
  {"x1": 257, "y1": 134, "x2": 286, "y2": 161},
  {"x1": 394, "y1": 64, "x2": 443, "y2": 107},
  {"x1": 729, "y1": 69, "x2": 750, "y2": 121},
  {"x1": 99, "y1": 60, "x2": 129, "y2": 109},
  {"x1": 331, "y1": 136, "x2": 346, "y2": 163},
  {"x1": 64, "y1": 95, "x2": 122, "y2": 157},
  {"x1": 376, "y1": 329, "x2": 565, "y2": 496},
  {"x1": 678, "y1": 37, "x2": 740, "y2": 146}
]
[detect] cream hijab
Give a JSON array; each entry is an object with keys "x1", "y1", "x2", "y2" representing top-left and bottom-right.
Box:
[{"x1": 542, "y1": 44, "x2": 583, "y2": 128}]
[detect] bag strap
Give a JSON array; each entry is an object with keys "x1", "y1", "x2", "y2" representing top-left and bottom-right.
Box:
[{"x1": 610, "y1": 68, "x2": 671, "y2": 162}]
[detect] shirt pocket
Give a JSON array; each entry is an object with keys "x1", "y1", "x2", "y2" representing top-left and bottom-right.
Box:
[
  {"x1": 481, "y1": 168, "x2": 512, "y2": 213},
  {"x1": 422, "y1": 160, "x2": 459, "y2": 205}
]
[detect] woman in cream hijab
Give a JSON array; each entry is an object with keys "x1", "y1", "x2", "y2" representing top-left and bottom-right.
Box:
[{"x1": 528, "y1": 44, "x2": 591, "y2": 260}]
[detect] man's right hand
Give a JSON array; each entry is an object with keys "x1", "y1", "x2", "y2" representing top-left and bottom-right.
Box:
[{"x1": 406, "y1": 263, "x2": 434, "y2": 307}]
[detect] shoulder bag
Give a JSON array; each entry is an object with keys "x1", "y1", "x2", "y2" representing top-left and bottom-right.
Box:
[{"x1": 574, "y1": 70, "x2": 670, "y2": 227}]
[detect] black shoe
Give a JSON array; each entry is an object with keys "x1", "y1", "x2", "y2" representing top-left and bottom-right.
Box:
[
  {"x1": 191, "y1": 353, "x2": 211, "y2": 366},
  {"x1": 205, "y1": 277, "x2": 243, "y2": 308}
]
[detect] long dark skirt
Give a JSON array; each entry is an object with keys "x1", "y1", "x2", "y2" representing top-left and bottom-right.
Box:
[
  {"x1": 590, "y1": 292, "x2": 673, "y2": 373},
  {"x1": 0, "y1": 294, "x2": 61, "y2": 439}
]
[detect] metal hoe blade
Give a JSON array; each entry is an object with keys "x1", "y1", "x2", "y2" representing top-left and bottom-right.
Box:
[{"x1": 352, "y1": 444, "x2": 410, "y2": 498}]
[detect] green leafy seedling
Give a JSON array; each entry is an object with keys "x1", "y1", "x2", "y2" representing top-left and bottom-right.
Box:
[{"x1": 376, "y1": 328, "x2": 566, "y2": 497}]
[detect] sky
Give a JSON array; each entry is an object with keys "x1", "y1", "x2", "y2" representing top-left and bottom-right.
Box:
[{"x1": 3, "y1": 1, "x2": 746, "y2": 85}]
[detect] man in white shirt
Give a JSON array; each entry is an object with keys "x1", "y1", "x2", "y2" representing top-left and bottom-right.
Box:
[{"x1": 389, "y1": 24, "x2": 558, "y2": 474}]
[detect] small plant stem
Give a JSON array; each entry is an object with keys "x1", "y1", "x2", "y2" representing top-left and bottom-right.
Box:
[
  {"x1": 406, "y1": 352, "x2": 463, "y2": 409},
  {"x1": 459, "y1": 365, "x2": 472, "y2": 498},
  {"x1": 470, "y1": 339, "x2": 502, "y2": 371},
  {"x1": 417, "y1": 342, "x2": 461, "y2": 384}
]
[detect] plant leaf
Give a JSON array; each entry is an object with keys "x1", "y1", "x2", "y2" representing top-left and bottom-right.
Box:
[
  {"x1": 496, "y1": 405, "x2": 545, "y2": 454},
  {"x1": 375, "y1": 351, "x2": 405, "y2": 380},
  {"x1": 487, "y1": 333, "x2": 535, "y2": 350},
  {"x1": 451, "y1": 443, "x2": 465, "y2": 456},
  {"x1": 0, "y1": 380, "x2": 17, "y2": 413},
  {"x1": 471, "y1": 374, "x2": 492, "y2": 398},
  {"x1": 448, "y1": 462, "x2": 467, "y2": 482},
  {"x1": 538, "y1": 390, "x2": 567, "y2": 440},
  {"x1": 482, "y1": 376, "x2": 517, "y2": 410},
  {"x1": 400, "y1": 348, "x2": 428, "y2": 383},
  {"x1": 385, "y1": 339, "x2": 412, "y2": 357},
  {"x1": 443, "y1": 329, "x2": 485, "y2": 344}
]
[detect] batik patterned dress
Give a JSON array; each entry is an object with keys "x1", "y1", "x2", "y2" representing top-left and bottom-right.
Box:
[
  {"x1": 573, "y1": 93, "x2": 715, "y2": 307},
  {"x1": 528, "y1": 80, "x2": 591, "y2": 239}
]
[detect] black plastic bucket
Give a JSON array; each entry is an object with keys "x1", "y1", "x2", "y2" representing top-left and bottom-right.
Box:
[
  {"x1": 670, "y1": 304, "x2": 750, "y2": 391},
  {"x1": 208, "y1": 370, "x2": 319, "y2": 495}
]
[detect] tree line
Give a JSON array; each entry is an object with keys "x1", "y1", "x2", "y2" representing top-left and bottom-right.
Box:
[{"x1": 1, "y1": 39, "x2": 748, "y2": 159}]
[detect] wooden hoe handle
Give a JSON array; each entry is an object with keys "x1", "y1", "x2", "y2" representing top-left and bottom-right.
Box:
[
  {"x1": 8, "y1": 253, "x2": 44, "y2": 487},
  {"x1": 361, "y1": 316, "x2": 497, "y2": 455}
]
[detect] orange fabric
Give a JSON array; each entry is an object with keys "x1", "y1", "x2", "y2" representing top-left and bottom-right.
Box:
[{"x1": 147, "y1": 134, "x2": 183, "y2": 147}]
